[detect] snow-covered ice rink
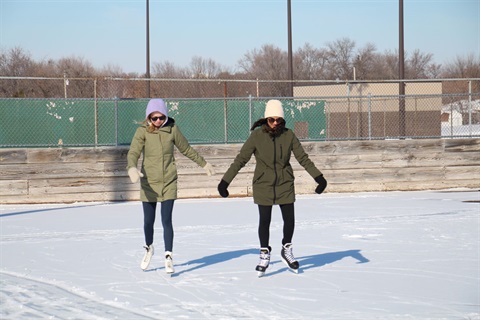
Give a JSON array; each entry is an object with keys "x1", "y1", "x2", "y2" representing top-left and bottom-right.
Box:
[{"x1": 1, "y1": 190, "x2": 479, "y2": 319}]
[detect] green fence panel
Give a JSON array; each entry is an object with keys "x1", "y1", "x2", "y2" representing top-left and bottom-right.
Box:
[
  {"x1": 97, "y1": 100, "x2": 116, "y2": 145},
  {"x1": 0, "y1": 99, "x2": 96, "y2": 147},
  {"x1": 0, "y1": 98, "x2": 326, "y2": 147},
  {"x1": 116, "y1": 99, "x2": 149, "y2": 145},
  {"x1": 169, "y1": 99, "x2": 225, "y2": 144},
  {"x1": 226, "y1": 100, "x2": 252, "y2": 143},
  {"x1": 283, "y1": 99, "x2": 327, "y2": 140}
]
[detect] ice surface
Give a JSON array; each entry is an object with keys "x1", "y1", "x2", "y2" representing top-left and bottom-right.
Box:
[{"x1": 1, "y1": 190, "x2": 479, "y2": 319}]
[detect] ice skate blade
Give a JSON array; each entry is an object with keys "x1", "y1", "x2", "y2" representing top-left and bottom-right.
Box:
[
  {"x1": 281, "y1": 258, "x2": 299, "y2": 274},
  {"x1": 140, "y1": 254, "x2": 152, "y2": 270},
  {"x1": 140, "y1": 246, "x2": 154, "y2": 270},
  {"x1": 165, "y1": 257, "x2": 174, "y2": 274}
]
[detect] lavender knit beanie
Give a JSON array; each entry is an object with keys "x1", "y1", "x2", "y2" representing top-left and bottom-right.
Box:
[{"x1": 145, "y1": 98, "x2": 168, "y2": 119}]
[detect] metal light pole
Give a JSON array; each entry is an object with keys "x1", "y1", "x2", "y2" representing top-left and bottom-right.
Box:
[
  {"x1": 287, "y1": 0, "x2": 293, "y2": 97},
  {"x1": 399, "y1": 0, "x2": 406, "y2": 137},
  {"x1": 146, "y1": 0, "x2": 151, "y2": 98}
]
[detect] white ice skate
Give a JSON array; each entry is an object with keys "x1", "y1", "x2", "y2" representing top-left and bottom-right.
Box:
[
  {"x1": 141, "y1": 244, "x2": 154, "y2": 270},
  {"x1": 165, "y1": 251, "x2": 174, "y2": 274}
]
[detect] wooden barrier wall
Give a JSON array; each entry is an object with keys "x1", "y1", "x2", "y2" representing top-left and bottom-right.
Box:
[{"x1": 0, "y1": 139, "x2": 479, "y2": 204}]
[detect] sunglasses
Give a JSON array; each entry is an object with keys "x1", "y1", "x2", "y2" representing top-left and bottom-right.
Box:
[
  {"x1": 150, "y1": 115, "x2": 166, "y2": 122},
  {"x1": 267, "y1": 117, "x2": 284, "y2": 124}
]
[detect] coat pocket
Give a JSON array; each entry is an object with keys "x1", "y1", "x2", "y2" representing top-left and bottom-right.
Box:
[{"x1": 253, "y1": 171, "x2": 265, "y2": 184}]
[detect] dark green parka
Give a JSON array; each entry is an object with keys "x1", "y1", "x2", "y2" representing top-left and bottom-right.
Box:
[
  {"x1": 127, "y1": 119, "x2": 207, "y2": 202},
  {"x1": 222, "y1": 124, "x2": 322, "y2": 205}
]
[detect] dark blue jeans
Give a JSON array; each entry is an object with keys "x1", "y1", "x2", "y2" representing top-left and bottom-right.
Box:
[
  {"x1": 142, "y1": 200, "x2": 175, "y2": 252},
  {"x1": 258, "y1": 203, "x2": 295, "y2": 248}
]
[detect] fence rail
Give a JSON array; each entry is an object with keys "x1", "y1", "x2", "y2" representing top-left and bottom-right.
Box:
[{"x1": 1, "y1": 77, "x2": 479, "y2": 147}]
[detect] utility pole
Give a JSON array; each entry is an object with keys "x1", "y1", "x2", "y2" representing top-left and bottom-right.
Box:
[
  {"x1": 399, "y1": 0, "x2": 406, "y2": 137},
  {"x1": 287, "y1": 0, "x2": 293, "y2": 97},
  {"x1": 146, "y1": 0, "x2": 151, "y2": 98}
]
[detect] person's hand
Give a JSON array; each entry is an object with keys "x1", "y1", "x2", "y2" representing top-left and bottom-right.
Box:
[
  {"x1": 128, "y1": 167, "x2": 144, "y2": 183},
  {"x1": 314, "y1": 175, "x2": 327, "y2": 194},
  {"x1": 217, "y1": 180, "x2": 229, "y2": 197},
  {"x1": 203, "y1": 162, "x2": 215, "y2": 176}
]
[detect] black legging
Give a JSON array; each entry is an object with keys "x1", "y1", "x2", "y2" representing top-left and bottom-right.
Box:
[
  {"x1": 258, "y1": 203, "x2": 295, "y2": 248},
  {"x1": 142, "y1": 200, "x2": 175, "y2": 251}
]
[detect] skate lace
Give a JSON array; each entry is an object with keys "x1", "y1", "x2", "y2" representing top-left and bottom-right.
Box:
[
  {"x1": 282, "y1": 245, "x2": 296, "y2": 263},
  {"x1": 258, "y1": 251, "x2": 270, "y2": 267},
  {"x1": 143, "y1": 245, "x2": 154, "y2": 255}
]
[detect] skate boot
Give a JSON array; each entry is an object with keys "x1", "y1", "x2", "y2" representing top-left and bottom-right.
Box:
[
  {"x1": 281, "y1": 243, "x2": 299, "y2": 273},
  {"x1": 255, "y1": 246, "x2": 271, "y2": 277},
  {"x1": 165, "y1": 251, "x2": 175, "y2": 274},
  {"x1": 140, "y1": 244, "x2": 154, "y2": 270}
]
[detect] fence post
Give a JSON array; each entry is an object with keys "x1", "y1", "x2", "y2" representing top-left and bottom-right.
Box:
[
  {"x1": 94, "y1": 78, "x2": 98, "y2": 146},
  {"x1": 223, "y1": 81, "x2": 228, "y2": 143},
  {"x1": 249, "y1": 95, "x2": 253, "y2": 132},
  {"x1": 367, "y1": 93, "x2": 372, "y2": 140},
  {"x1": 468, "y1": 80, "x2": 472, "y2": 137},
  {"x1": 399, "y1": 81, "x2": 406, "y2": 138},
  {"x1": 115, "y1": 96, "x2": 119, "y2": 146}
]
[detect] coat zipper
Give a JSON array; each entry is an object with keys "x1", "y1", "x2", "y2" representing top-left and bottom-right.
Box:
[{"x1": 273, "y1": 137, "x2": 277, "y2": 203}]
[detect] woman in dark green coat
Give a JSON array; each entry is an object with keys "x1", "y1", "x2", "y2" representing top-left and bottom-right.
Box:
[
  {"x1": 217, "y1": 100, "x2": 327, "y2": 276},
  {"x1": 127, "y1": 98, "x2": 215, "y2": 274}
]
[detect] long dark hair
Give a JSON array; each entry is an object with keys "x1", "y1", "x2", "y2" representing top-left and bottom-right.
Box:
[{"x1": 251, "y1": 118, "x2": 286, "y2": 137}]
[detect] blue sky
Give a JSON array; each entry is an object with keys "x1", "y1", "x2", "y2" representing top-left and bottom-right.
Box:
[{"x1": 1, "y1": 0, "x2": 479, "y2": 74}]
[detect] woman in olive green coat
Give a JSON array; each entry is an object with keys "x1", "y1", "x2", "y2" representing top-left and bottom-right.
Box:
[
  {"x1": 217, "y1": 100, "x2": 327, "y2": 276},
  {"x1": 127, "y1": 98, "x2": 215, "y2": 273}
]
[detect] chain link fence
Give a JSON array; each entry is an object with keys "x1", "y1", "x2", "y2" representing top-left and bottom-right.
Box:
[{"x1": 0, "y1": 77, "x2": 479, "y2": 147}]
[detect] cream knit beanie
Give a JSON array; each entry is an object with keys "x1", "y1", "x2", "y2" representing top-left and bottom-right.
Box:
[{"x1": 264, "y1": 100, "x2": 284, "y2": 118}]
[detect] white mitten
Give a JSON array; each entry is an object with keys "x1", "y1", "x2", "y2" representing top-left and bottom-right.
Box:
[
  {"x1": 128, "y1": 167, "x2": 144, "y2": 183},
  {"x1": 203, "y1": 162, "x2": 215, "y2": 176}
]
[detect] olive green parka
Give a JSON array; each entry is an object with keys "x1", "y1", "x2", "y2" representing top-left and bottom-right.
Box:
[
  {"x1": 127, "y1": 119, "x2": 207, "y2": 202},
  {"x1": 222, "y1": 125, "x2": 322, "y2": 205}
]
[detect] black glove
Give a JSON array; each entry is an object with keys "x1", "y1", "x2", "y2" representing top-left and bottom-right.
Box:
[
  {"x1": 314, "y1": 175, "x2": 327, "y2": 194},
  {"x1": 217, "y1": 179, "x2": 229, "y2": 198}
]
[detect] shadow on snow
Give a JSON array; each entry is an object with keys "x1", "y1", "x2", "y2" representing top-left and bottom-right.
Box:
[
  {"x1": 264, "y1": 249, "x2": 370, "y2": 277},
  {"x1": 0, "y1": 203, "x2": 107, "y2": 218},
  {"x1": 146, "y1": 248, "x2": 369, "y2": 277}
]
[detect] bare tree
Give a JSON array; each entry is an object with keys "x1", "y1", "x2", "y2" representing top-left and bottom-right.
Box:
[
  {"x1": 441, "y1": 54, "x2": 480, "y2": 96},
  {"x1": 372, "y1": 50, "x2": 399, "y2": 79},
  {"x1": 152, "y1": 61, "x2": 186, "y2": 78},
  {"x1": 54, "y1": 56, "x2": 95, "y2": 98},
  {"x1": 238, "y1": 44, "x2": 289, "y2": 96},
  {"x1": 188, "y1": 56, "x2": 225, "y2": 79},
  {"x1": 238, "y1": 44, "x2": 288, "y2": 80},
  {"x1": 425, "y1": 63, "x2": 443, "y2": 79},
  {"x1": 0, "y1": 42, "x2": 475, "y2": 99},
  {"x1": 0, "y1": 47, "x2": 36, "y2": 77},
  {"x1": 406, "y1": 49, "x2": 434, "y2": 79},
  {"x1": 442, "y1": 53, "x2": 480, "y2": 78},
  {"x1": 354, "y1": 43, "x2": 377, "y2": 80},
  {"x1": 0, "y1": 47, "x2": 40, "y2": 97},
  {"x1": 294, "y1": 43, "x2": 329, "y2": 80},
  {"x1": 99, "y1": 64, "x2": 127, "y2": 77},
  {"x1": 325, "y1": 38, "x2": 356, "y2": 80},
  {"x1": 55, "y1": 56, "x2": 95, "y2": 78}
]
